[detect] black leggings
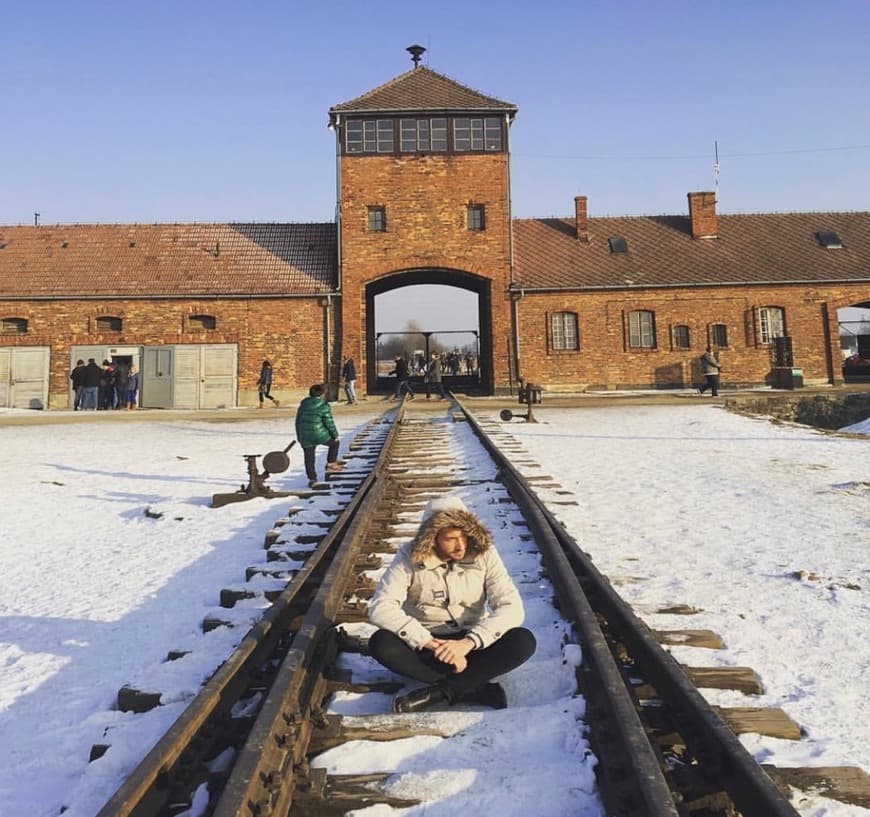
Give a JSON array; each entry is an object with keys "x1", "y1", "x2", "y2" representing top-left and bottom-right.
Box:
[{"x1": 368, "y1": 627, "x2": 536, "y2": 701}]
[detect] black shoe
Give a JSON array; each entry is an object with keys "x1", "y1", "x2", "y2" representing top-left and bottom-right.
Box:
[
  {"x1": 392, "y1": 684, "x2": 447, "y2": 714},
  {"x1": 460, "y1": 682, "x2": 507, "y2": 710}
]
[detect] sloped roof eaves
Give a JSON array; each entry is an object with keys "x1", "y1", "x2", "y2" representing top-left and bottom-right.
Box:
[
  {"x1": 0, "y1": 223, "x2": 339, "y2": 298},
  {"x1": 512, "y1": 212, "x2": 870, "y2": 291},
  {"x1": 330, "y1": 66, "x2": 517, "y2": 116}
]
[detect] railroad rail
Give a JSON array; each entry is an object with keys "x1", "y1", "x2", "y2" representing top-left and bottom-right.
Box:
[{"x1": 91, "y1": 396, "x2": 844, "y2": 817}]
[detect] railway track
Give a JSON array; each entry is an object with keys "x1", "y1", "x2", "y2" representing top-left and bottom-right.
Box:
[{"x1": 90, "y1": 397, "x2": 857, "y2": 817}]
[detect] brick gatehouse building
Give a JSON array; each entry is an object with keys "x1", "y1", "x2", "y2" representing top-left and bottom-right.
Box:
[{"x1": 2, "y1": 55, "x2": 869, "y2": 409}]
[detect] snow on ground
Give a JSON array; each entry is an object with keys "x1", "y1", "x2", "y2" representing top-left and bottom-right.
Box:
[{"x1": 0, "y1": 400, "x2": 868, "y2": 817}]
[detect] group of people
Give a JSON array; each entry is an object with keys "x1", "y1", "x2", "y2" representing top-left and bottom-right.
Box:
[
  {"x1": 388, "y1": 352, "x2": 448, "y2": 401},
  {"x1": 70, "y1": 358, "x2": 139, "y2": 411}
]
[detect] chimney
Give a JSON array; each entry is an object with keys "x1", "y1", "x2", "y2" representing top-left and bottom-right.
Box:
[
  {"x1": 574, "y1": 195, "x2": 589, "y2": 242},
  {"x1": 687, "y1": 191, "x2": 718, "y2": 239}
]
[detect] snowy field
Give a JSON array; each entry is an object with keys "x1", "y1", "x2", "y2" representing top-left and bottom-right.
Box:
[{"x1": 0, "y1": 402, "x2": 868, "y2": 817}]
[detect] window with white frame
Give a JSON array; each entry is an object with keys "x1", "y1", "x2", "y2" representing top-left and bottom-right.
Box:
[
  {"x1": 758, "y1": 307, "x2": 785, "y2": 344},
  {"x1": 551, "y1": 312, "x2": 579, "y2": 350},
  {"x1": 345, "y1": 119, "x2": 394, "y2": 154},
  {"x1": 400, "y1": 117, "x2": 448, "y2": 152},
  {"x1": 628, "y1": 310, "x2": 656, "y2": 349}
]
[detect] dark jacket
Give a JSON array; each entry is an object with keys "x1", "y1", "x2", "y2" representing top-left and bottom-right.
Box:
[
  {"x1": 295, "y1": 396, "x2": 338, "y2": 447},
  {"x1": 70, "y1": 365, "x2": 86, "y2": 388},
  {"x1": 342, "y1": 359, "x2": 356, "y2": 381},
  {"x1": 390, "y1": 358, "x2": 409, "y2": 380},
  {"x1": 81, "y1": 361, "x2": 103, "y2": 388},
  {"x1": 257, "y1": 363, "x2": 273, "y2": 389}
]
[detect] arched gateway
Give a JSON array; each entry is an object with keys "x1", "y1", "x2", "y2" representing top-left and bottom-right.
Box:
[
  {"x1": 366, "y1": 269, "x2": 494, "y2": 393},
  {"x1": 328, "y1": 51, "x2": 518, "y2": 396}
]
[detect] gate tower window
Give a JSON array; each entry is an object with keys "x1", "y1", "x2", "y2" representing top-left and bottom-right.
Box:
[
  {"x1": 368, "y1": 206, "x2": 387, "y2": 232},
  {"x1": 453, "y1": 117, "x2": 502, "y2": 151},
  {"x1": 400, "y1": 117, "x2": 448, "y2": 152},
  {"x1": 346, "y1": 119, "x2": 394, "y2": 154},
  {"x1": 467, "y1": 204, "x2": 486, "y2": 231}
]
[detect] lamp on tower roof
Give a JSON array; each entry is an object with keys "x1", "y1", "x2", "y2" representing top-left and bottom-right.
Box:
[{"x1": 406, "y1": 44, "x2": 425, "y2": 67}]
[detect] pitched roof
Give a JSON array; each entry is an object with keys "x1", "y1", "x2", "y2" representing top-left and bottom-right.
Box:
[
  {"x1": 0, "y1": 223, "x2": 337, "y2": 298},
  {"x1": 329, "y1": 66, "x2": 517, "y2": 117},
  {"x1": 513, "y1": 212, "x2": 870, "y2": 290}
]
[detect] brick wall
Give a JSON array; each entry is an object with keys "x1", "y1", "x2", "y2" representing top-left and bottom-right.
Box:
[
  {"x1": 514, "y1": 283, "x2": 869, "y2": 390},
  {"x1": 0, "y1": 296, "x2": 326, "y2": 408},
  {"x1": 337, "y1": 152, "x2": 513, "y2": 392}
]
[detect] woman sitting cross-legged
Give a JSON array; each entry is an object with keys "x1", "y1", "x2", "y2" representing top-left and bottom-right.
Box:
[{"x1": 367, "y1": 496, "x2": 536, "y2": 713}]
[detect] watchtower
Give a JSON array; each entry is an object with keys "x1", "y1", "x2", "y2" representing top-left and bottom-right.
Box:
[{"x1": 328, "y1": 47, "x2": 518, "y2": 394}]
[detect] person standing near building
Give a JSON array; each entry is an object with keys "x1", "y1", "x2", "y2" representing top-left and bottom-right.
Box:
[
  {"x1": 126, "y1": 365, "x2": 140, "y2": 409},
  {"x1": 80, "y1": 358, "x2": 102, "y2": 410},
  {"x1": 698, "y1": 347, "x2": 722, "y2": 396},
  {"x1": 69, "y1": 359, "x2": 86, "y2": 410},
  {"x1": 341, "y1": 355, "x2": 357, "y2": 405},
  {"x1": 295, "y1": 383, "x2": 343, "y2": 487},
  {"x1": 367, "y1": 495, "x2": 536, "y2": 713},
  {"x1": 424, "y1": 353, "x2": 447, "y2": 400},
  {"x1": 113, "y1": 361, "x2": 129, "y2": 411},
  {"x1": 256, "y1": 360, "x2": 280, "y2": 408}
]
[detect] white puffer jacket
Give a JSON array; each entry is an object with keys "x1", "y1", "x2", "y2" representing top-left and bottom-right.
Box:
[{"x1": 367, "y1": 497, "x2": 524, "y2": 650}]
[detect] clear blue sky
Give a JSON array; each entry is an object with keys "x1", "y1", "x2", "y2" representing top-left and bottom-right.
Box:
[{"x1": 4, "y1": 0, "x2": 870, "y2": 228}]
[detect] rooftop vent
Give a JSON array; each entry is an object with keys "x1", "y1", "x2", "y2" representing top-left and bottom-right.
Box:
[
  {"x1": 816, "y1": 230, "x2": 843, "y2": 249},
  {"x1": 608, "y1": 237, "x2": 628, "y2": 253}
]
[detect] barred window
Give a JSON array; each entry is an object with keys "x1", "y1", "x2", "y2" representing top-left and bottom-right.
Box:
[
  {"x1": 710, "y1": 323, "x2": 728, "y2": 347},
  {"x1": 758, "y1": 307, "x2": 785, "y2": 344},
  {"x1": 96, "y1": 316, "x2": 122, "y2": 332},
  {"x1": 672, "y1": 324, "x2": 691, "y2": 349},
  {"x1": 466, "y1": 204, "x2": 486, "y2": 231},
  {"x1": 552, "y1": 312, "x2": 580, "y2": 351},
  {"x1": 189, "y1": 314, "x2": 216, "y2": 330},
  {"x1": 367, "y1": 206, "x2": 386, "y2": 232},
  {"x1": 628, "y1": 310, "x2": 656, "y2": 349},
  {"x1": 1, "y1": 317, "x2": 27, "y2": 334}
]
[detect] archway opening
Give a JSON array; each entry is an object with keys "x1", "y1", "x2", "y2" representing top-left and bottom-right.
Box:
[
  {"x1": 838, "y1": 302, "x2": 870, "y2": 381},
  {"x1": 366, "y1": 273, "x2": 492, "y2": 394}
]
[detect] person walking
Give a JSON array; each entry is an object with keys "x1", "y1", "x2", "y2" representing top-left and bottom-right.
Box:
[
  {"x1": 423, "y1": 353, "x2": 448, "y2": 400},
  {"x1": 368, "y1": 495, "x2": 536, "y2": 713},
  {"x1": 80, "y1": 358, "x2": 102, "y2": 411},
  {"x1": 389, "y1": 354, "x2": 415, "y2": 401},
  {"x1": 295, "y1": 383, "x2": 343, "y2": 487},
  {"x1": 256, "y1": 360, "x2": 280, "y2": 408},
  {"x1": 341, "y1": 355, "x2": 357, "y2": 405},
  {"x1": 698, "y1": 347, "x2": 722, "y2": 396},
  {"x1": 69, "y1": 359, "x2": 86, "y2": 410}
]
